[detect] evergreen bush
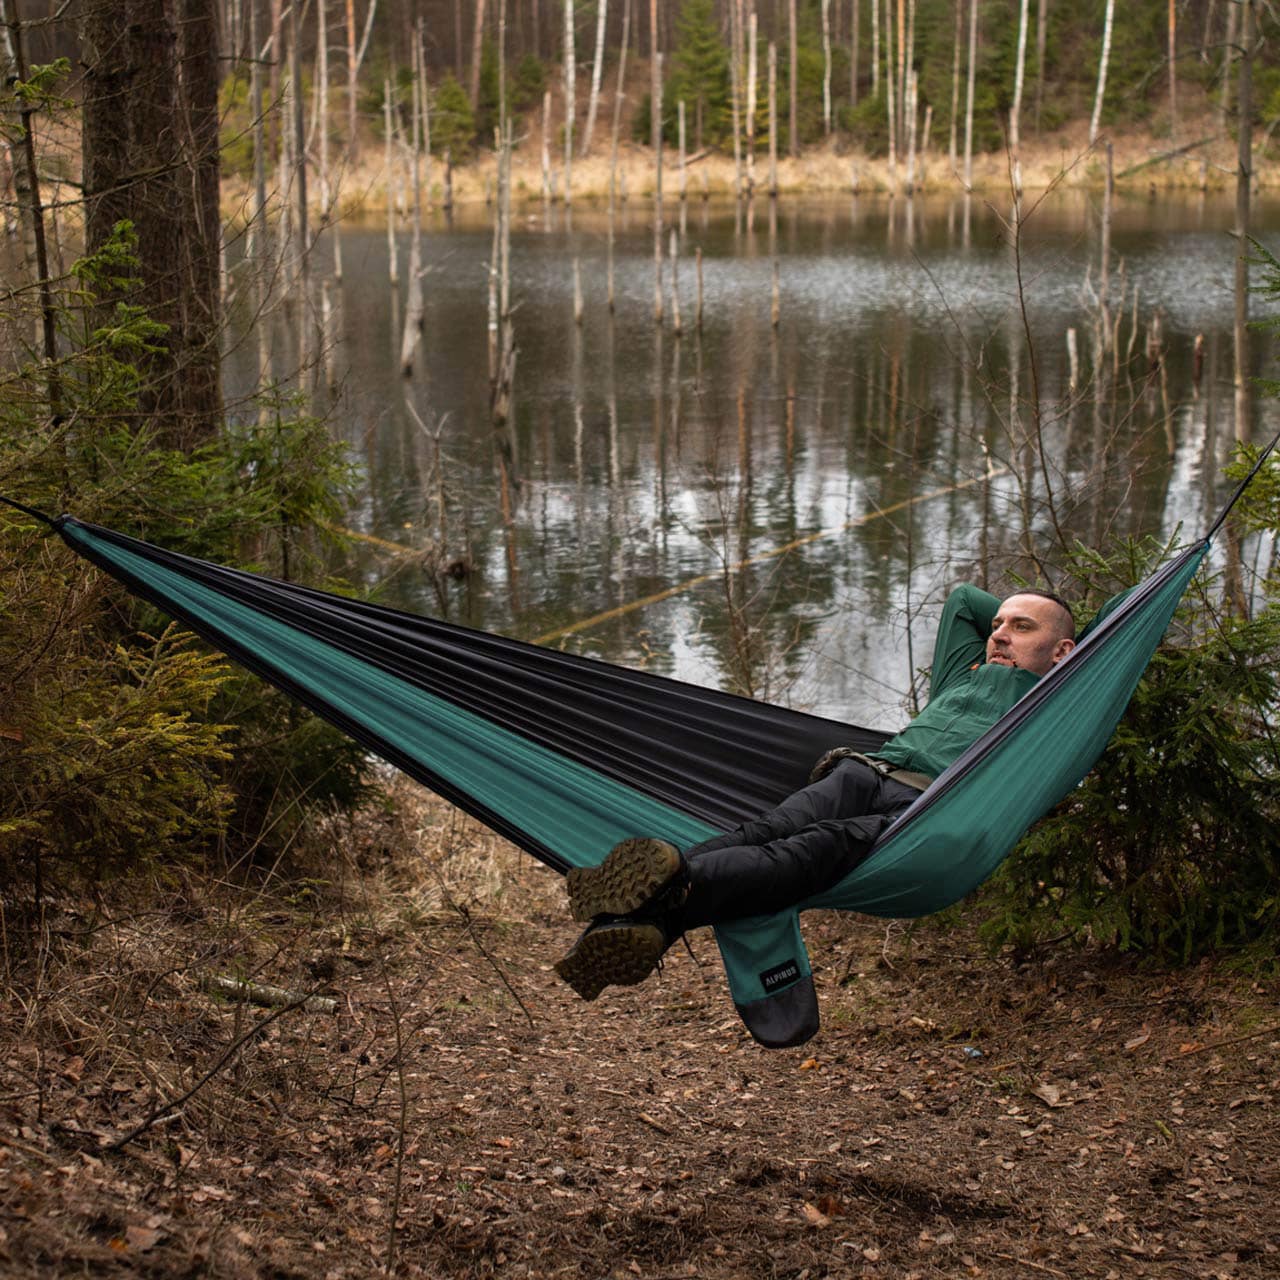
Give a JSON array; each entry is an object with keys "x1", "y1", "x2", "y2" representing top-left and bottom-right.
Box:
[
  {"x1": 0, "y1": 225, "x2": 372, "y2": 904},
  {"x1": 978, "y1": 533, "x2": 1280, "y2": 960}
]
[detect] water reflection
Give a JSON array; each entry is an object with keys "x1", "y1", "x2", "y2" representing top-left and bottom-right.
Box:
[{"x1": 223, "y1": 192, "x2": 1280, "y2": 730}]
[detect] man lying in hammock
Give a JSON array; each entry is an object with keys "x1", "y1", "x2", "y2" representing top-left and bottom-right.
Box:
[{"x1": 554, "y1": 584, "x2": 1077, "y2": 1000}]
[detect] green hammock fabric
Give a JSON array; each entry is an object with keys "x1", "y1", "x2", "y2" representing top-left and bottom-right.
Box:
[{"x1": 5, "y1": 489, "x2": 1236, "y2": 1047}]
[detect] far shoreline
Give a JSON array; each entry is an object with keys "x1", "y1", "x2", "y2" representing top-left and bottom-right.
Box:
[{"x1": 222, "y1": 112, "x2": 1280, "y2": 223}]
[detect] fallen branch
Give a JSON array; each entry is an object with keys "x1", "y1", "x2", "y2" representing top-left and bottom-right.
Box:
[
  {"x1": 1115, "y1": 134, "x2": 1217, "y2": 180},
  {"x1": 205, "y1": 975, "x2": 336, "y2": 1014}
]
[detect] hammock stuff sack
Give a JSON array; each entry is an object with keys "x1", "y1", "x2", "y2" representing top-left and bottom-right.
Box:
[{"x1": 8, "y1": 469, "x2": 1254, "y2": 1046}]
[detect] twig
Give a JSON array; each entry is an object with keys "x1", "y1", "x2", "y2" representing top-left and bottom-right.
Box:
[
  {"x1": 993, "y1": 1254, "x2": 1067, "y2": 1277},
  {"x1": 1164, "y1": 1023, "x2": 1280, "y2": 1060},
  {"x1": 102, "y1": 992, "x2": 319, "y2": 1151},
  {"x1": 638, "y1": 1111, "x2": 672, "y2": 1135},
  {"x1": 451, "y1": 900, "x2": 535, "y2": 1029}
]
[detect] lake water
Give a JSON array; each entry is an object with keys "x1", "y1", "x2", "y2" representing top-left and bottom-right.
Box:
[{"x1": 225, "y1": 190, "x2": 1280, "y2": 731}]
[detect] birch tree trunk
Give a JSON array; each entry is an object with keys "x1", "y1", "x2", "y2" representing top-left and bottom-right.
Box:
[
  {"x1": 1010, "y1": 0, "x2": 1028, "y2": 154},
  {"x1": 384, "y1": 77, "x2": 397, "y2": 284},
  {"x1": 1033, "y1": 0, "x2": 1047, "y2": 131},
  {"x1": 963, "y1": 0, "x2": 976, "y2": 188},
  {"x1": 1089, "y1": 0, "x2": 1114, "y2": 145},
  {"x1": 948, "y1": 0, "x2": 960, "y2": 171},
  {"x1": 747, "y1": 7, "x2": 758, "y2": 193},
  {"x1": 884, "y1": 0, "x2": 896, "y2": 189},
  {"x1": 729, "y1": 0, "x2": 743, "y2": 192},
  {"x1": 871, "y1": 0, "x2": 879, "y2": 97},
  {"x1": 581, "y1": 0, "x2": 607, "y2": 154},
  {"x1": 768, "y1": 40, "x2": 778, "y2": 194},
  {"x1": 563, "y1": 0, "x2": 574, "y2": 204},
  {"x1": 822, "y1": 0, "x2": 832, "y2": 137},
  {"x1": 788, "y1": 0, "x2": 798, "y2": 157},
  {"x1": 345, "y1": 0, "x2": 357, "y2": 159},
  {"x1": 607, "y1": 0, "x2": 631, "y2": 309},
  {"x1": 1234, "y1": 0, "x2": 1253, "y2": 444},
  {"x1": 317, "y1": 0, "x2": 341, "y2": 282},
  {"x1": 896, "y1": 0, "x2": 905, "y2": 155},
  {"x1": 652, "y1": 45, "x2": 664, "y2": 322}
]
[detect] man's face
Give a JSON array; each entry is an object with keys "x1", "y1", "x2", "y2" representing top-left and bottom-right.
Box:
[{"x1": 986, "y1": 593, "x2": 1076, "y2": 676}]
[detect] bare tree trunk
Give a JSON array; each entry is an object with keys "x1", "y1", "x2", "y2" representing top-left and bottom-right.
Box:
[
  {"x1": 581, "y1": 0, "x2": 606, "y2": 154},
  {"x1": 1033, "y1": 0, "x2": 1047, "y2": 131},
  {"x1": 884, "y1": 0, "x2": 896, "y2": 189},
  {"x1": 1089, "y1": 0, "x2": 1114, "y2": 145},
  {"x1": 896, "y1": 0, "x2": 905, "y2": 155},
  {"x1": 3, "y1": 0, "x2": 58, "y2": 414},
  {"x1": 469, "y1": 0, "x2": 487, "y2": 109},
  {"x1": 729, "y1": 0, "x2": 743, "y2": 192},
  {"x1": 345, "y1": 0, "x2": 358, "y2": 159},
  {"x1": 788, "y1": 0, "x2": 797, "y2": 157},
  {"x1": 871, "y1": 0, "x2": 879, "y2": 97},
  {"x1": 948, "y1": 0, "x2": 961, "y2": 172},
  {"x1": 1167, "y1": 0, "x2": 1177, "y2": 144},
  {"x1": 563, "y1": 0, "x2": 575, "y2": 204},
  {"x1": 1233, "y1": 0, "x2": 1253, "y2": 445},
  {"x1": 963, "y1": 0, "x2": 976, "y2": 188},
  {"x1": 250, "y1": 0, "x2": 268, "y2": 265},
  {"x1": 1010, "y1": 0, "x2": 1028, "y2": 154},
  {"x1": 822, "y1": 0, "x2": 832, "y2": 136},
  {"x1": 652, "y1": 46, "x2": 663, "y2": 323},
  {"x1": 608, "y1": 0, "x2": 631, "y2": 309},
  {"x1": 289, "y1": 0, "x2": 309, "y2": 269},
  {"x1": 747, "y1": 6, "x2": 758, "y2": 193},
  {"x1": 850, "y1": 0, "x2": 859, "y2": 109},
  {"x1": 1219, "y1": 0, "x2": 1237, "y2": 133},
  {"x1": 317, "y1": 0, "x2": 342, "y2": 282},
  {"x1": 677, "y1": 98, "x2": 686, "y2": 200},
  {"x1": 384, "y1": 77, "x2": 398, "y2": 284},
  {"x1": 0, "y1": 0, "x2": 37, "y2": 275},
  {"x1": 541, "y1": 88, "x2": 553, "y2": 200},
  {"x1": 768, "y1": 40, "x2": 778, "y2": 194}
]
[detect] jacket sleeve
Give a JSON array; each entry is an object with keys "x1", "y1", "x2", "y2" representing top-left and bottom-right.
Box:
[{"x1": 928, "y1": 584, "x2": 999, "y2": 697}]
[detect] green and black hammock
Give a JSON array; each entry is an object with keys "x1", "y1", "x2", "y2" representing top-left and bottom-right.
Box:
[{"x1": 0, "y1": 455, "x2": 1267, "y2": 1047}]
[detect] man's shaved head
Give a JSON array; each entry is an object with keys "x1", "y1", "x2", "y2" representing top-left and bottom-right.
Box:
[{"x1": 987, "y1": 591, "x2": 1077, "y2": 676}]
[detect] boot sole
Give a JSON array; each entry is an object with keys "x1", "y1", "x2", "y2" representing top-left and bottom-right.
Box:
[
  {"x1": 554, "y1": 922, "x2": 668, "y2": 1001},
  {"x1": 565, "y1": 837, "x2": 682, "y2": 923}
]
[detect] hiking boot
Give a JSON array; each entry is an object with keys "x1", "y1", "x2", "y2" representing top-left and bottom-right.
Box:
[
  {"x1": 553, "y1": 918, "x2": 671, "y2": 1001},
  {"x1": 565, "y1": 836, "x2": 687, "y2": 923}
]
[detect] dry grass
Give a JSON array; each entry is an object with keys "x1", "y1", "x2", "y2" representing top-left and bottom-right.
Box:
[{"x1": 220, "y1": 106, "x2": 1262, "y2": 230}]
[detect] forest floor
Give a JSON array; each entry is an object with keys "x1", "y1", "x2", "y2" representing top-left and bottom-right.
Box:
[{"x1": 2, "y1": 782, "x2": 1279, "y2": 1279}]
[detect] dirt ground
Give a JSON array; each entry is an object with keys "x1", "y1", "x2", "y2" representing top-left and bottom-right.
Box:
[{"x1": 3, "y1": 787, "x2": 1278, "y2": 1279}]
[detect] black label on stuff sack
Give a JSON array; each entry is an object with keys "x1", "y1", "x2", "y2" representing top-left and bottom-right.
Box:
[{"x1": 760, "y1": 959, "x2": 801, "y2": 992}]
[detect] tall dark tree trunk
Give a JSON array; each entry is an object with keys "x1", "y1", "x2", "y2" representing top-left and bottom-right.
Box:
[
  {"x1": 82, "y1": 0, "x2": 222, "y2": 447},
  {"x1": 178, "y1": 0, "x2": 223, "y2": 431}
]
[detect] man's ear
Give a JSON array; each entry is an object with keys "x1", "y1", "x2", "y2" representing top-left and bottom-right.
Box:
[{"x1": 1052, "y1": 637, "x2": 1076, "y2": 664}]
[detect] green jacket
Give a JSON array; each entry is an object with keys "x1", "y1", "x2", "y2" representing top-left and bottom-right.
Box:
[{"x1": 872, "y1": 584, "x2": 1041, "y2": 780}]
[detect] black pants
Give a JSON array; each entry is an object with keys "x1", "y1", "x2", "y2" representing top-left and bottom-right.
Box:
[{"x1": 676, "y1": 760, "x2": 921, "y2": 929}]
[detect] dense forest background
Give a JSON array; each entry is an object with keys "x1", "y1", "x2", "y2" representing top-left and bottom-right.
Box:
[{"x1": 8, "y1": 0, "x2": 1280, "y2": 182}]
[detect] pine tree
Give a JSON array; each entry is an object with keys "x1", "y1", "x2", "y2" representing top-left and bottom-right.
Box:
[
  {"x1": 668, "y1": 0, "x2": 731, "y2": 151},
  {"x1": 432, "y1": 72, "x2": 476, "y2": 159}
]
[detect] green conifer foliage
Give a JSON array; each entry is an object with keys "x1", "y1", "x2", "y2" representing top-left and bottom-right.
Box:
[
  {"x1": 668, "y1": 0, "x2": 732, "y2": 150},
  {"x1": 431, "y1": 73, "x2": 476, "y2": 159}
]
